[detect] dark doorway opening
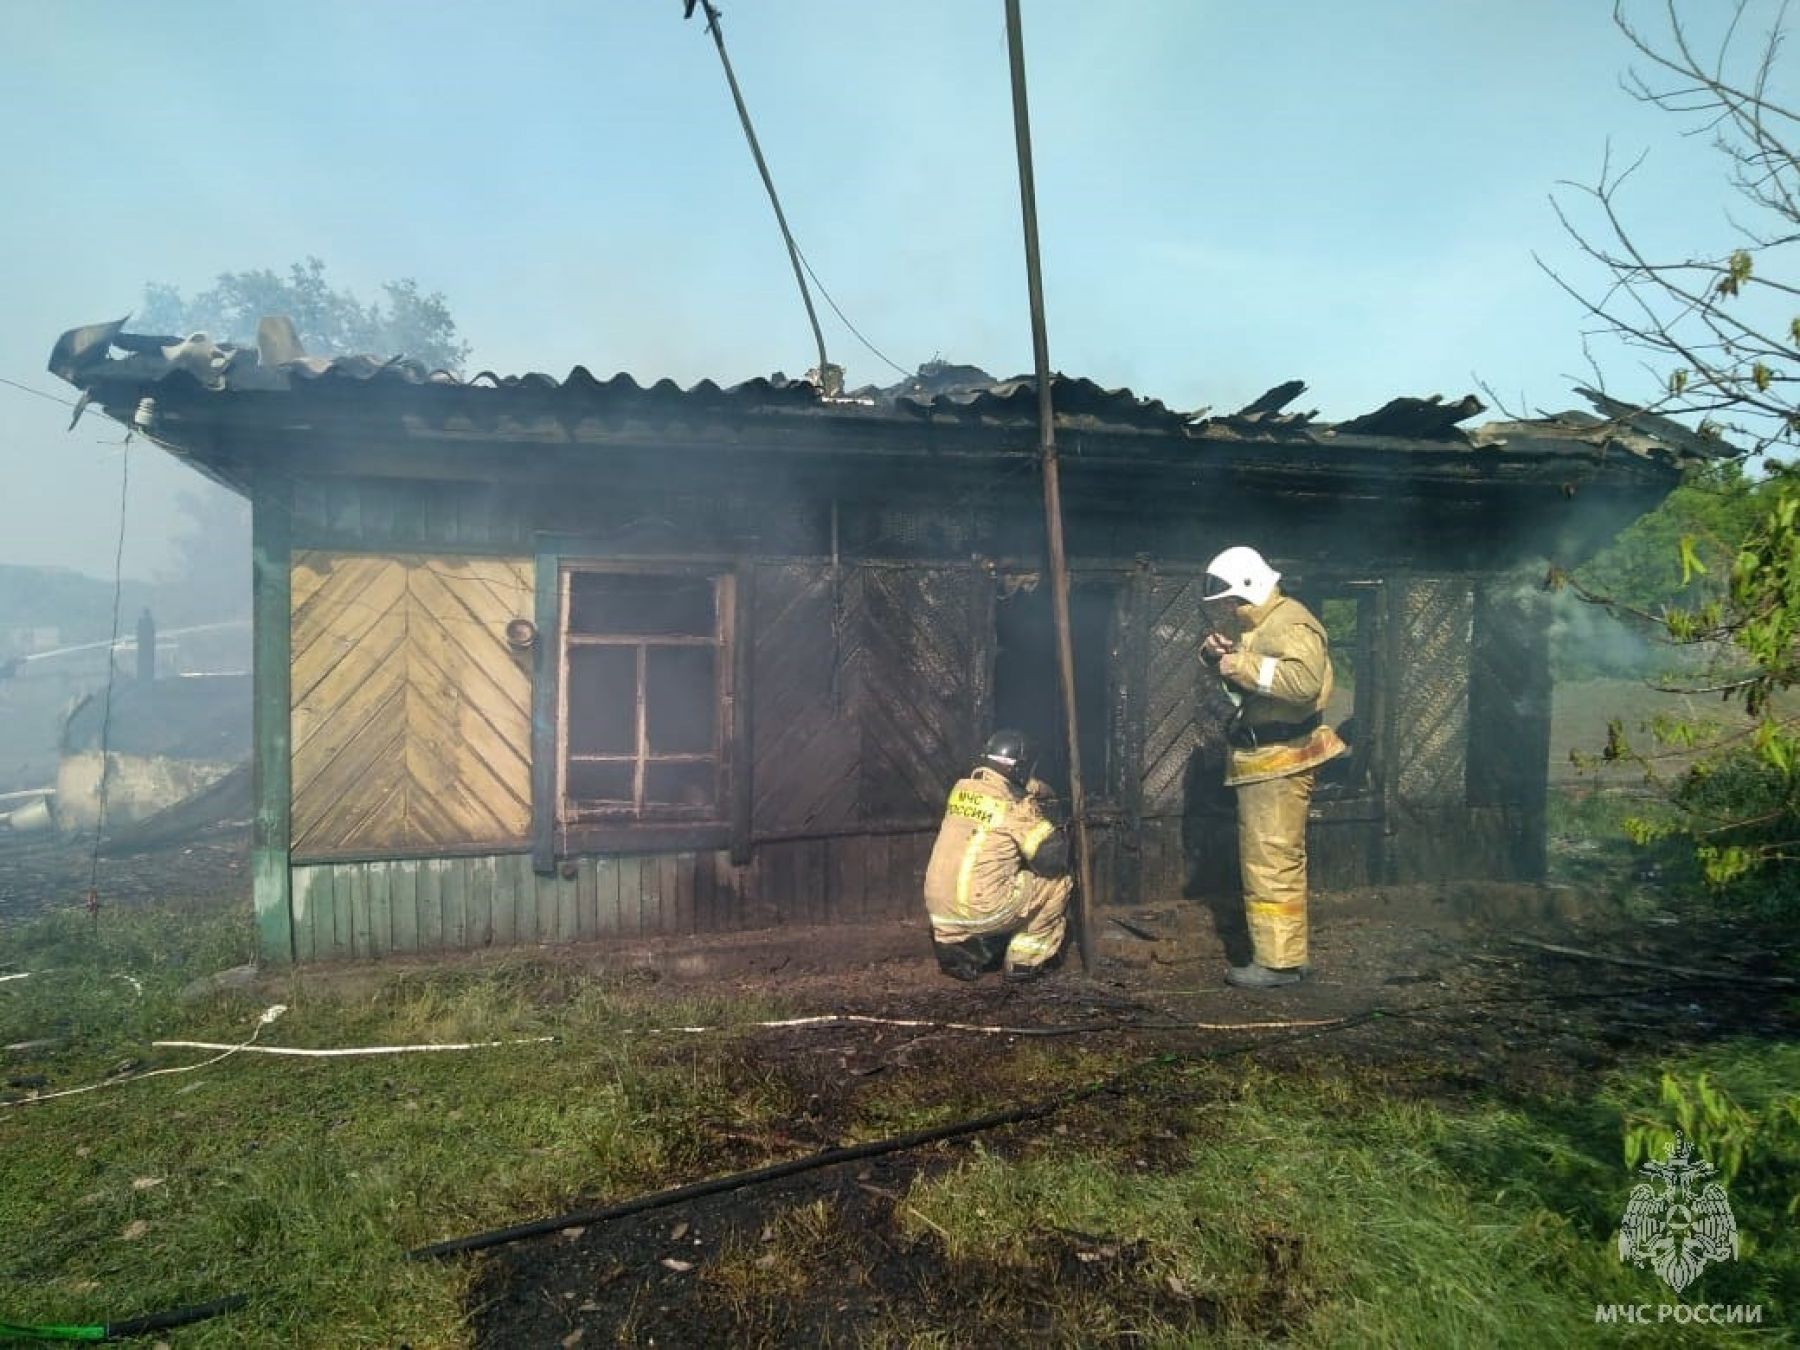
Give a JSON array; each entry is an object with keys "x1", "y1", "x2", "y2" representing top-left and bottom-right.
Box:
[{"x1": 992, "y1": 575, "x2": 1118, "y2": 801}]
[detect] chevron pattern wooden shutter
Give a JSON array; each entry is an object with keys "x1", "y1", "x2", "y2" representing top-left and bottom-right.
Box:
[
  {"x1": 1391, "y1": 578, "x2": 1474, "y2": 805},
  {"x1": 1141, "y1": 572, "x2": 1237, "y2": 814},
  {"x1": 290, "y1": 553, "x2": 534, "y2": 857}
]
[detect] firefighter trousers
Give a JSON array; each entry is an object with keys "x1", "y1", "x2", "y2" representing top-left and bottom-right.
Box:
[
  {"x1": 1235, "y1": 769, "x2": 1316, "y2": 970},
  {"x1": 929, "y1": 871, "x2": 1071, "y2": 973}
]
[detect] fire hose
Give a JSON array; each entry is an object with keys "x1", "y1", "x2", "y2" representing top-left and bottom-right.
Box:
[
  {"x1": 0, "y1": 1294, "x2": 247, "y2": 1342},
  {"x1": 407, "y1": 977, "x2": 1757, "y2": 1261}
]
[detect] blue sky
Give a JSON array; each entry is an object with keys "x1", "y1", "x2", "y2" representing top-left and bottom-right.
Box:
[{"x1": 0, "y1": 1, "x2": 1766, "y2": 580}]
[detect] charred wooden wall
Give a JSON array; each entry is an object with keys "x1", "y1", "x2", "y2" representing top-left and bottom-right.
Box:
[
  {"x1": 750, "y1": 562, "x2": 990, "y2": 835},
  {"x1": 267, "y1": 471, "x2": 1554, "y2": 962},
  {"x1": 1128, "y1": 570, "x2": 1549, "y2": 912}
]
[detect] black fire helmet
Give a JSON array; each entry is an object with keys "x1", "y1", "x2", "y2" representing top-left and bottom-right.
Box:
[{"x1": 980, "y1": 728, "x2": 1038, "y2": 787}]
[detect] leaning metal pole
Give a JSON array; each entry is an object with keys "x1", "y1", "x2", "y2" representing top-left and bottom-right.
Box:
[
  {"x1": 1004, "y1": 0, "x2": 1093, "y2": 972},
  {"x1": 695, "y1": 0, "x2": 834, "y2": 390}
]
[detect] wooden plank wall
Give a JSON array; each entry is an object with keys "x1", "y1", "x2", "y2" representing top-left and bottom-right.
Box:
[
  {"x1": 271, "y1": 478, "x2": 1555, "y2": 954},
  {"x1": 1140, "y1": 572, "x2": 1235, "y2": 818},
  {"x1": 1132, "y1": 568, "x2": 1394, "y2": 909},
  {"x1": 855, "y1": 567, "x2": 990, "y2": 819},
  {"x1": 1387, "y1": 578, "x2": 1475, "y2": 807},
  {"x1": 289, "y1": 833, "x2": 936, "y2": 961},
  {"x1": 290, "y1": 552, "x2": 533, "y2": 857},
  {"x1": 749, "y1": 562, "x2": 989, "y2": 834},
  {"x1": 750, "y1": 563, "x2": 860, "y2": 835},
  {"x1": 1382, "y1": 576, "x2": 1482, "y2": 884}
]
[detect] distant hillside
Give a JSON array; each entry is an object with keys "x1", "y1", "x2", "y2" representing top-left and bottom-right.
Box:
[{"x1": 0, "y1": 565, "x2": 159, "y2": 656}]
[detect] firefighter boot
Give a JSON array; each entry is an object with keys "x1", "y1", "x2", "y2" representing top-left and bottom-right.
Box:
[
  {"x1": 934, "y1": 936, "x2": 1001, "y2": 982},
  {"x1": 1225, "y1": 961, "x2": 1310, "y2": 990}
]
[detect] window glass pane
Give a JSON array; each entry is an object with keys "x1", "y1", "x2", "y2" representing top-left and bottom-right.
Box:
[
  {"x1": 568, "y1": 572, "x2": 715, "y2": 637},
  {"x1": 646, "y1": 646, "x2": 717, "y2": 754},
  {"x1": 567, "y1": 759, "x2": 635, "y2": 804},
  {"x1": 567, "y1": 647, "x2": 637, "y2": 755},
  {"x1": 645, "y1": 760, "x2": 716, "y2": 809}
]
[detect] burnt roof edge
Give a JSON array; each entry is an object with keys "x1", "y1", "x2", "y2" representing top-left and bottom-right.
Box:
[{"x1": 47, "y1": 319, "x2": 1713, "y2": 471}]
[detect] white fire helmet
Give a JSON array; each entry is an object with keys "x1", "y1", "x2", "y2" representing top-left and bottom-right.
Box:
[{"x1": 1202, "y1": 546, "x2": 1281, "y2": 607}]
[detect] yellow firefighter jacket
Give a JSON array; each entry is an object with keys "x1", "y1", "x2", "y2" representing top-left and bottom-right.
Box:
[
  {"x1": 923, "y1": 767, "x2": 1060, "y2": 928},
  {"x1": 1219, "y1": 589, "x2": 1348, "y2": 787}
]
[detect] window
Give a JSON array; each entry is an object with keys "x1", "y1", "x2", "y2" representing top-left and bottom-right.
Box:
[
  {"x1": 557, "y1": 567, "x2": 733, "y2": 823},
  {"x1": 1288, "y1": 580, "x2": 1382, "y2": 799}
]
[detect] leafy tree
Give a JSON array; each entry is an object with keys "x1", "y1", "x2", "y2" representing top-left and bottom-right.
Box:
[
  {"x1": 140, "y1": 257, "x2": 471, "y2": 372},
  {"x1": 1550, "y1": 1, "x2": 1800, "y2": 902},
  {"x1": 1554, "y1": 460, "x2": 1779, "y2": 679},
  {"x1": 135, "y1": 260, "x2": 470, "y2": 623},
  {"x1": 1577, "y1": 461, "x2": 1767, "y2": 617}
]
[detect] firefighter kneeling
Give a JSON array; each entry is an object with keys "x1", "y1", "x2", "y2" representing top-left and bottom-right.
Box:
[{"x1": 924, "y1": 730, "x2": 1071, "y2": 983}]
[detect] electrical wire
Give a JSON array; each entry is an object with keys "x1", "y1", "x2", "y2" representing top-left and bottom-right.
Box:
[
  {"x1": 791, "y1": 243, "x2": 914, "y2": 382},
  {"x1": 0, "y1": 375, "x2": 80, "y2": 410},
  {"x1": 82, "y1": 427, "x2": 132, "y2": 926}
]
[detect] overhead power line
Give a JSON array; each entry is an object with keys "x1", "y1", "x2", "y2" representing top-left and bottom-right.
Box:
[
  {"x1": 792, "y1": 243, "x2": 914, "y2": 382},
  {"x1": 0, "y1": 375, "x2": 79, "y2": 410}
]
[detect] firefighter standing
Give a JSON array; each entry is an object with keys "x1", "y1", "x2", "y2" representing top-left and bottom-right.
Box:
[
  {"x1": 923, "y1": 730, "x2": 1072, "y2": 982},
  {"x1": 1199, "y1": 546, "x2": 1347, "y2": 989}
]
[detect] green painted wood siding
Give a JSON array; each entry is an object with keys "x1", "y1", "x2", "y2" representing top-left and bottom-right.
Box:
[{"x1": 287, "y1": 835, "x2": 932, "y2": 960}]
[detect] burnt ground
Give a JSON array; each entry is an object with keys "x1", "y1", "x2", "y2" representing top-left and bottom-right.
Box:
[
  {"x1": 5, "y1": 828, "x2": 1793, "y2": 1344},
  {"x1": 0, "y1": 822, "x2": 248, "y2": 922},
  {"x1": 459, "y1": 889, "x2": 1797, "y2": 1348}
]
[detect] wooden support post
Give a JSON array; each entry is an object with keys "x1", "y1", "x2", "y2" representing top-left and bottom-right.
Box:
[
  {"x1": 250, "y1": 483, "x2": 294, "y2": 964},
  {"x1": 1005, "y1": 0, "x2": 1093, "y2": 971},
  {"x1": 531, "y1": 548, "x2": 560, "y2": 876},
  {"x1": 1119, "y1": 561, "x2": 1152, "y2": 911},
  {"x1": 730, "y1": 562, "x2": 755, "y2": 866}
]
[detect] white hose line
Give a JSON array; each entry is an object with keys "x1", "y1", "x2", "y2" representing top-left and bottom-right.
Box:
[
  {"x1": 0, "y1": 971, "x2": 143, "y2": 993},
  {"x1": 644, "y1": 1012, "x2": 1349, "y2": 1036},
  {"x1": 4, "y1": 1008, "x2": 1342, "y2": 1107},
  {"x1": 151, "y1": 1036, "x2": 556, "y2": 1057},
  {"x1": 149, "y1": 1014, "x2": 1342, "y2": 1060},
  {"x1": 0, "y1": 1006, "x2": 288, "y2": 1109}
]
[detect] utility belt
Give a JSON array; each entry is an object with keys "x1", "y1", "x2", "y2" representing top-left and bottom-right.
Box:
[{"x1": 1228, "y1": 712, "x2": 1321, "y2": 750}]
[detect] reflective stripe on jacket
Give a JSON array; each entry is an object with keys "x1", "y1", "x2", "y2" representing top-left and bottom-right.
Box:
[
  {"x1": 1221, "y1": 590, "x2": 1347, "y2": 787},
  {"x1": 923, "y1": 767, "x2": 1059, "y2": 926}
]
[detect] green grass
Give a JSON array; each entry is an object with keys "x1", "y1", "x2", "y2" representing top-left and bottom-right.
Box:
[
  {"x1": 898, "y1": 1058, "x2": 1798, "y2": 1347},
  {"x1": 3, "y1": 902, "x2": 1795, "y2": 1346},
  {"x1": 0, "y1": 903, "x2": 798, "y2": 1347}
]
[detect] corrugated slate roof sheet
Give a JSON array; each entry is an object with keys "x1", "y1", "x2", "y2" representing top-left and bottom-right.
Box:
[{"x1": 47, "y1": 316, "x2": 1721, "y2": 462}]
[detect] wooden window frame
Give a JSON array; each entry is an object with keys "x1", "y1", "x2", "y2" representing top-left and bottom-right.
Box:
[
  {"x1": 1292, "y1": 578, "x2": 1384, "y2": 819},
  {"x1": 551, "y1": 562, "x2": 737, "y2": 851}
]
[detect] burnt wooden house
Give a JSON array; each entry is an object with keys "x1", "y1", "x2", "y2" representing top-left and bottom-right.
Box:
[{"x1": 50, "y1": 320, "x2": 1697, "y2": 965}]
